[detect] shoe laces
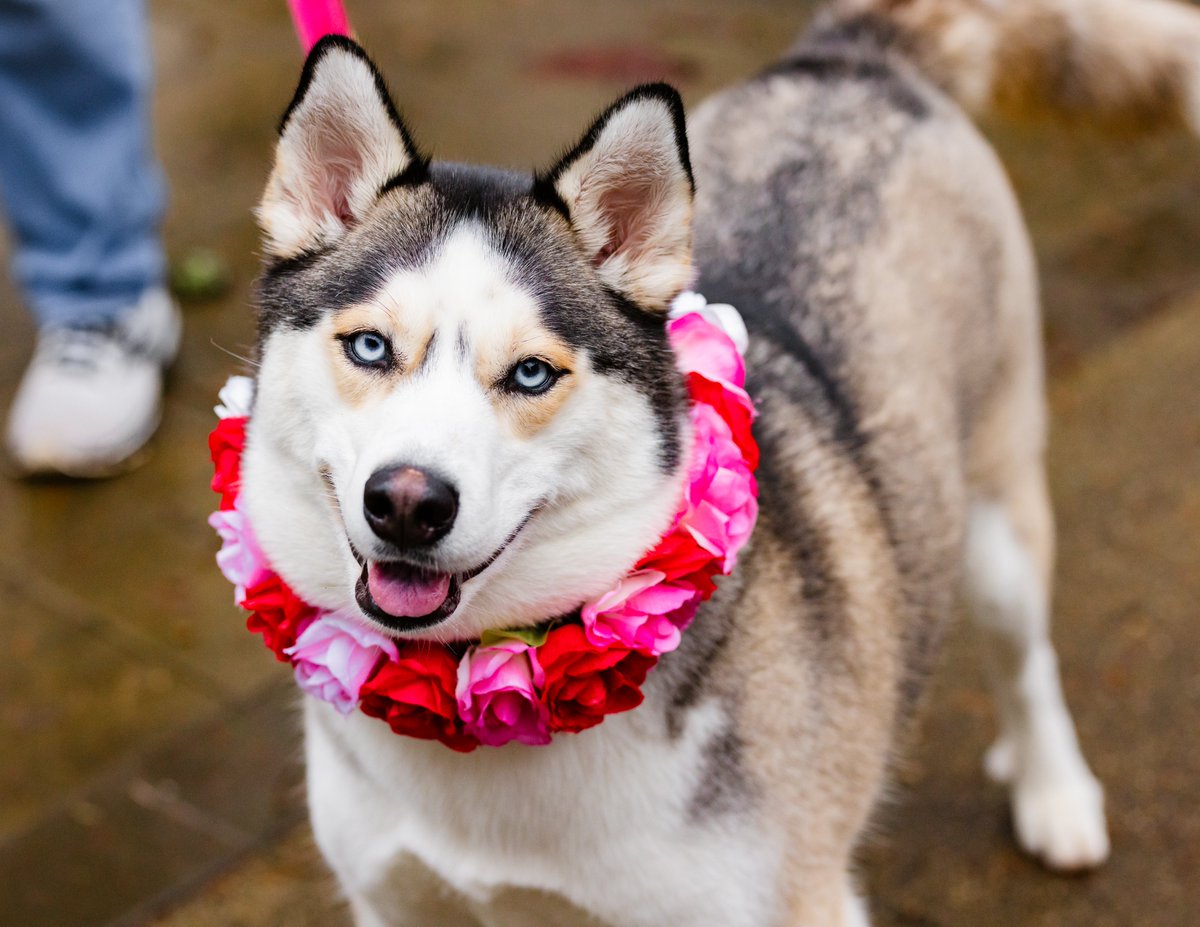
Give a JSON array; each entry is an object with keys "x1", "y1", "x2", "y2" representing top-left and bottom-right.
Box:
[{"x1": 37, "y1": 322, "x2": 129, "y2": 373}]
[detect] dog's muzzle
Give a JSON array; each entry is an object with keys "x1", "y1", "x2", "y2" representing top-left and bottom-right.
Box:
[
  {"x1": 354, "y1": 508, "x2": 537, "y2": 634},
  {"x1": 363, "y1": 465, "x2": 458, "y2": 549}
]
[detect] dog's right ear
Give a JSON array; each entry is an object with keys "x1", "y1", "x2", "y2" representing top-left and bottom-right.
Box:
[
  {"x1": 257, "y1": 37, "x2": 426, "y2": 260},
  {"x1": 535, "y1": 84, "x2": 694, "y2": 313}
]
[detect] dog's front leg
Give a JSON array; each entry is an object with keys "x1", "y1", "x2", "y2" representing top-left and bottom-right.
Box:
[
  {"x1": 317, "y1": 817, "x2": 484, "y2": 927},
  {"x1": 305, "y1": 703, "x2": 483, "y2": 927}
]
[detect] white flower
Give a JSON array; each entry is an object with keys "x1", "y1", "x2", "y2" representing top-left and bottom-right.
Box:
[
  {"x1": 668, "y1": 290, "x2": 709, "y2": 319},
  {"x1": 215, "y1": 375, "x2": 255, "y2": 419},
  {"x1": 667, "y1": 291, "x2": 749, "y2": 355}
]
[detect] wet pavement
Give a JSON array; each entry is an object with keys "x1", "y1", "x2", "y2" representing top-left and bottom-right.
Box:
[{"x1": 0, "y1": 1, "x2": 1196, "y2": 925}]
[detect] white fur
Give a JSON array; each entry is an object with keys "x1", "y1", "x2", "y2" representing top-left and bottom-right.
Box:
[
  {"x1": 306, "y1": 695, "x2": 781, "y2": 927},
  {"x1": 963, "y1": 501, "x2": 1110, "y2": 871},
  {"x1": 243, "y1": 224, "x2": 686, "y2": 641}
]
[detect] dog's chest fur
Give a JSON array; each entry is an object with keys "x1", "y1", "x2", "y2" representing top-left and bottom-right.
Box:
[{"x1": 306, "y1": 690, "x2": 781, "y2": 927}]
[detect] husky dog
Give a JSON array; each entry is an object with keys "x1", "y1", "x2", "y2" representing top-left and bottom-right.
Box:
[{"x1": 241, "y1": 0, "x2": 1200, "y2": 923}]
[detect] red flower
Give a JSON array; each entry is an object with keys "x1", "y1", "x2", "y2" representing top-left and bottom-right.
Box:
[
  {"x1": 637, "y1": 527, "x2": 717, "y2": 582},
  {"x1": 675, "y1": 564, "x2": 720, "y2": 599},
  {"x1": 686, "y1": 372, "x2": 758, "y2": 469},
  {"x1": 538, "y1": 624, "x2": 657, "y2": 733},
  {"x1": 359, "y1": 645, "x2": 479, "y2": 753},
  {"x1": 209, "y1": 417, "x2": 247, "y2": 511},
  {"x1": 241, "y1": 574, "x2": 315, "y2": 661}
]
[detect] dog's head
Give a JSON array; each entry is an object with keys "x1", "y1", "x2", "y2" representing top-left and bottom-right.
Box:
[{"x1": 241, "y1": 38, "x2": 695, "y2": 640}]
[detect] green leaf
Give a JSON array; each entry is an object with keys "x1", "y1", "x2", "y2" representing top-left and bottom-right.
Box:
[{"x1": 479, "y1": 626, "x2": 549, "y2": 649}]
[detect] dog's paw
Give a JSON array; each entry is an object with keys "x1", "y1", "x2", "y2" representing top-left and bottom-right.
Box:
[
  {"x1": 1012, "y1": 772, "x2": 1110, "y2": 872},
  {"x1": 843, "y1": 888, "x2": 871, "y2": 927},
  {"x1": 984, "y1": 736, "x2": 1017, "y2": 784}
]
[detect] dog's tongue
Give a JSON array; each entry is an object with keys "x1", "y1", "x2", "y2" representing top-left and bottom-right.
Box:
[{"x1": 367, "y1": 562, "x2": 452, "y2": 618}]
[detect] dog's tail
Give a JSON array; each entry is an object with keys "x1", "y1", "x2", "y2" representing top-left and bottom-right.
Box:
[{"x1": 831, "y1": 0, "x2": 1200, "y2": 134}]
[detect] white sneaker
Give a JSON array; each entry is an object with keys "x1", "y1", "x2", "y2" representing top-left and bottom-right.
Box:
[{"x1": 5, "y1": 288, "x2": 182, "y2": 478}]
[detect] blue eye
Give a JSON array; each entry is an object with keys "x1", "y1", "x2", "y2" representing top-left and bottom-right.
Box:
[
  {"x1": 510, "y1": 358, "x2": 556, "y2": 394},
  {"x1": 345, "y1": 331, "x2": 391, "y2": 368}
]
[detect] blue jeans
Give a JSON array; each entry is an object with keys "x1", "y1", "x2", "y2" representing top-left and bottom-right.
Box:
[{"x1": 0, "y1": 0, "x2": 166, "y2": 327}]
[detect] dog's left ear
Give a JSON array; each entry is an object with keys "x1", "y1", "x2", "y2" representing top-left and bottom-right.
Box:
[
  {"x1": 537, "y1": 84, "x2": 694, "y2": 312},
  {"x1": 257, "y1": 36, "x2": 426, "y2": 260}
]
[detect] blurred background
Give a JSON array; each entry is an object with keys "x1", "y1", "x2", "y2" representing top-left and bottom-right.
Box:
[{"x1": 0, "y1": 1, "x2": 1197, "y2": 925}]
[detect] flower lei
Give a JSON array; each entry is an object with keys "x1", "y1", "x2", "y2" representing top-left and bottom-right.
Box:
[{"x1": 209, "y1": 293, "x2": 758, "y2": 752}]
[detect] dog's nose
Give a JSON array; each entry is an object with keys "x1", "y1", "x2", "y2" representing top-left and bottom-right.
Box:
[{"x1": 363, "y1": 466, "x2": 458, "y2": 549}]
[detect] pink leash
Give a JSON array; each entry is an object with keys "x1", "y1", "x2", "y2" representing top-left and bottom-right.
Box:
[{"x1": 287, "y1": 0, "x2": 352, "y2": 53}]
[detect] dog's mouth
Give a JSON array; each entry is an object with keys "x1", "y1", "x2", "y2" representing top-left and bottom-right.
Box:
[
  {"x1": 352, "y1": 514, "x2": 534, "y2": 633},
  {"x1": 355, "y1": 561, "x2": 462, "y2": 631}
]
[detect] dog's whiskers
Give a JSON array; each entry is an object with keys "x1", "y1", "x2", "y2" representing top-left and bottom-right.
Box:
[{"x1": 210, "y1": 340, "x2": 260, "y2": 370}]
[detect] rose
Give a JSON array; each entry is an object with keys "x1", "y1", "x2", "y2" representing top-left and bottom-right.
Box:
[
  {"x1": 696, "y1": 414, "x2": 758, "y2": 570},
  {"x1": 209, "y1": 416, "x2": 246, "y2": 511},
  {"x1": 669, "y1": 401, "x2": 758, "y2": 573},
  {"x1": 669, "y1": 312, "x2": 757, "y2": 466},
  {"x1": 241, "y1": 574, "x2": 316, "y2": 661},
  {"x1": 538, "y1": 624, "x2": 656, "y2": 733},
  {"x1": 631, "y1": 313, "x2": 757, "y2": 586},
  {"x1": 456, "y1": 640, "x2": 550, "y2": 747},
  {"x1": 582, "y1": 569, "x2": 699, "y2": 656},
  {"x1": 669, "y1": 310, "x2": 747, "y2": 390},
  {"x1": 208, "y1": 499, "x2": 272, "y2": 602},
  {"x1": 359, "y1": 645, "x2": 478, "y2": 753},
  {"x1": 637, "y1": 527, "x2": 719, "y2": 581},
  {"x1": 668, "y1": 292, "x2": 750, "y2": 355},
  {"x1": 687, "y1": 372, "x2": 757, "y2": 469},
  {"x1": 215, "y1": 376, "x2": 255, "y2": 419},
  {"x1": 285, "y1": 614, "x2": 398, "y2": 715}
]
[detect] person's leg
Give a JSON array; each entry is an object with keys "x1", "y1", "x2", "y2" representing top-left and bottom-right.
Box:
[
  {"x1": 0, "y1": 0, "x2": 166, "y2": 325},
  {"x1": 0, "y1": 0, "x2": 179, "y2": 476}
]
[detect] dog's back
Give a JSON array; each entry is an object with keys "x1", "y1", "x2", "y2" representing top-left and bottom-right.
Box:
[
  {"x1": 690, "y1": 10, "x2": 1037, "y2": 713},
  {"x1": 667, "y1": 2, "x2": 1200, "y2": 911},
  {"x1": 663, "y1": 17, "x2": 1042, "y2": 919}
]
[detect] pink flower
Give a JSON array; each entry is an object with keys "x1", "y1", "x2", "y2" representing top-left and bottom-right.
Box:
[
  {"x1": 669, "y1": 311, "x2": 747, "y2": 391},
  {"x1": 285, "y1": 614, "x2": 399, "y2": 715},
  {"x1": 455, "y1": 640, "x2": 550, "y2": 746},
  {"x1": 582, "y1": 569, "x2": 699, "y2": 656},
  {"x1": 678, "y1": 402, "x2": 758, "y2": 571},
  {"x1": 208, "y1": 500, "x2": 272, "y2": 603}
]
